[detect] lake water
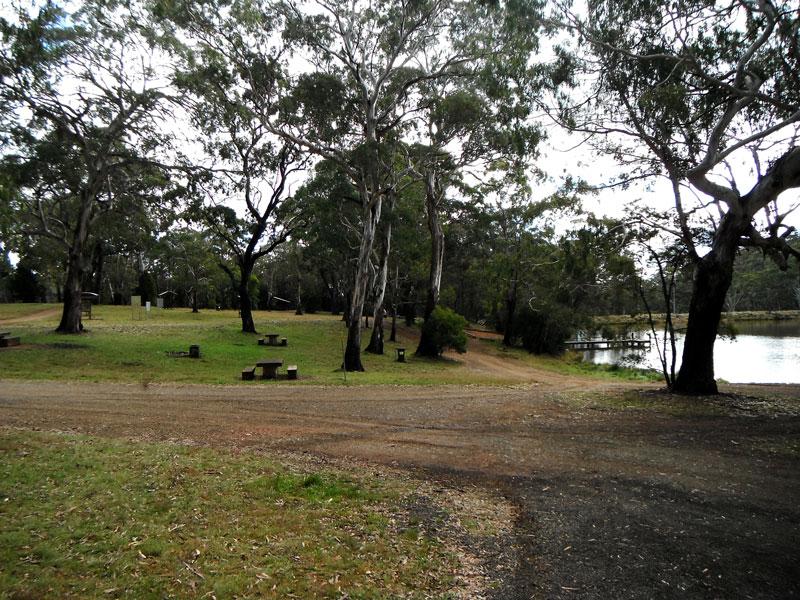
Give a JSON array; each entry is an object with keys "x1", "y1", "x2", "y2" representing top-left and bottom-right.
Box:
[{"x1": 583, "y1": 319, "x2": 800, "y2": 384}]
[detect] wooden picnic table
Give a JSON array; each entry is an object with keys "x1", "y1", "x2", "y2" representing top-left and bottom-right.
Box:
[
  {"x1": 256, "y1": 358, "x2": 283, "y2": 379},
  {"x1": 0, "y1": 331, "x2": 20, "y2": 347},
  {"x1": 265, "y1": 333, "x2": 281, "y2": 346}
]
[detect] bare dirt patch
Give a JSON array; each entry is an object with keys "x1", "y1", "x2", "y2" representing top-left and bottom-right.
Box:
[
  {"x1": 1, "y1": 376, "x2": 798, "y2": 598},
  {"x1": 0, "y1": 306, "x2": 60, "y2": 324}
]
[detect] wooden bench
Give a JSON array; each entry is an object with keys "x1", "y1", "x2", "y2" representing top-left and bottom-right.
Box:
[
  {"x1": 280, "y1": 337, "x2": 288, "y2": 346},
  {"x1": 241, "y1": 365, "x2": 257, "y2": 381},
  {"x1": 256, "y1": 358, "x2": 283, "y2": 380},
  {"x1": 0, "y1": 332, "x2": 20, "y2": 348},
  {"x1": 287, "y1": 365, "x2": 298, "y2": 380}
]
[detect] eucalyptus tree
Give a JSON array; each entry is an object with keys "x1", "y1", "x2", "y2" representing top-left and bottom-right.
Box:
[
  {"x1": 408, "y1": 32, "x2": 545, "y2": 356},
  {"x1": 0, "y1": 251, "x2": 12, "y2": 303},
  {"x1": 364, "y1": 187, "x2": 396, "y2": 354},
  {"x1": 156, "y1": 228, "x2": 219, "y2": 312},
  {"x1": 162, "y1": 0, "x2": 307, "y2": 333},
  {"x1": 274, "y1": 0, "x2": 544, "y2": 370},
  {"x1": 0, "y1": 1, "x2": 173, "y2": 332},
  {"x1": 291, "y1": 160, "x2": 362, "y2": 316},
  {"x1": 557, "y1": 0, "x2": 800, "y2": 393},
  {"x1": 484, "y1": 194, "x2": 564, "y2": 346}
]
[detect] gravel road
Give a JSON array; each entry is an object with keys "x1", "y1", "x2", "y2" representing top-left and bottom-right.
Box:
[{"x1": 1, "y1": 378, "x2": 798, "y2": 598}]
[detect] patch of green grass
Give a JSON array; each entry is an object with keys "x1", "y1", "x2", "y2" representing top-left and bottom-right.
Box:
[
  {"x1": 0, "y1": 430, "x2": 456, "y2": 599},
  {"x1": 0, "y1": 304, "x2": 547, "y2": 386},
  {"x1": 0, "y1": 305, "x2": 469, "y2": 385},
  {"x1": 478, "y1": 339, "x2": 662, "y2": 383},
  {"x1": 572, "y1": 389, "x2": 728, "y2": 417},
  {"x1": 1, "y1": 303, "x2": 664, "y2": 386},
  {"x1": 565, "y1": 358, "x2": 663, "y2": 382},
  {"x1": 750, "y1": 437, "x2": 800, "y2": 457},
  {"x1": 245, "y1": 472, "x2": 368, "y2": 503}
]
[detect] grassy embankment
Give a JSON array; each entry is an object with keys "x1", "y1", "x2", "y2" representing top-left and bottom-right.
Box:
[
  {"x1": 0, "y1": 430, "x2": 463, "y2": 599},
  {"x1": 595, "y1": 309, "x2": 800, "y2": 328},
  {"x1": 0, "y1": 303, "x2": 658, "y2": 385}
]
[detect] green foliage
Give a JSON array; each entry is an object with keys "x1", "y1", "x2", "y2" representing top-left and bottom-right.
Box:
[
  {"x1": 0, "y1": 247, "x2": 11, "y2": 302},
  {"x1": 8, "y1": 261, "x2": 43, "y2": 303},
  {"x1": 420, "y1": 306, "x2": 468, "y2": 356},
  {"x1": 247, "y1": 273, "x2": 259, "y2": 305},
  {"x1": 726, "y1": 240, "x2": 800, "y2": 311},
  {"x1": 516, "y1": 305, "x2": 574, "y2": 355},
  {"x1": 135, "y1": 271, "x2": 157, "y2": 304}
]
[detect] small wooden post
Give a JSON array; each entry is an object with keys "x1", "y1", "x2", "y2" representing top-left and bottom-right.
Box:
[{"x1": 396, "y1": 347, "x2": 405, "y2": 363}]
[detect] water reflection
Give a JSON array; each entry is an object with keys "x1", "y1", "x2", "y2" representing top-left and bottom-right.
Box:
[{"x1": 583, "y1": 319, "x2": 800, "y2": 384}]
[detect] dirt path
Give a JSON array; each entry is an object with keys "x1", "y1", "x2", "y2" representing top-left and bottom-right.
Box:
[
  {"x1": 450, "y1": 346, "x2": 598, "y2": 387},
  {"x1": 1, "y1": 377, "x2": 798, "y2": 599},
  {"x1": 0, "y1": 306, "x2": 60, "y2": 324}
]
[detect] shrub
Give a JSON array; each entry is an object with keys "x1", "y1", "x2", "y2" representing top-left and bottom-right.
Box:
[
  {"x1": 419, "y1": 306, "x2": 468, "y2": 356},
  {"x1": 516, "y1": 305, "x2": 574, "y2": 355}
]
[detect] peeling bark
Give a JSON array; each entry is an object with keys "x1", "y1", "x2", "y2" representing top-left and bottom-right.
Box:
[
  {"x1": 344, "y1": 197, "x2": 382, "y2": 371},
  {"x1": 366, "y1": 219, "x2": 392, "y2": 354},
  {"x1": 416, "y1": 173, "x2": 445, "y2": 357}
]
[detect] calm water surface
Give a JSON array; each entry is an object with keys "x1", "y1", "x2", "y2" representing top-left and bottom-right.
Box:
[{"x1": 584, "y1": 319, "x2": 800, "y2": 384}]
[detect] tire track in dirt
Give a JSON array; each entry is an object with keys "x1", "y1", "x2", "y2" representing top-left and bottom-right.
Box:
[
  {"x1": 0, "y1": 307, "x2": 60, "y2": 324},
  {"x1": 1, "y1": 376, "x2": 798, "y2": 598}
]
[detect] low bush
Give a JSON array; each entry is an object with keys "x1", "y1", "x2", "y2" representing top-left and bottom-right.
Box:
[
  {"x1": 516, "y1": 305, "x2": 574, "y2": 355},
  {"x1": 419, "y1": 306, "x2": 468, "y2": 356}
]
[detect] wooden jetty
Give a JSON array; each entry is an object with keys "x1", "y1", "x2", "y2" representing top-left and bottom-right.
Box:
[{"x1": 565, "y1": 338, "x2": 651, "y2": 351}]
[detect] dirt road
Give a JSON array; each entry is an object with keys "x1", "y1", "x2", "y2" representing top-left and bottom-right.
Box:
[
  {"x1": 1, "y1": 378, "x2": 798, "y2": 598},
  {"x1": 0, "y1": 306, "x2": 61, "y2": 324}
]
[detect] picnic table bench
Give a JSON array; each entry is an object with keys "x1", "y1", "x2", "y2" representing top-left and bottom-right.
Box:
[
  {"x1": 256, "y1": 358, "x2": 283, "y2": 380},
  {"x1": 258, "y1": 333, "x2": 288, "y2": 347},
  {"x1": 0, "y1": 331, "x2": 20, "y2": 347}
]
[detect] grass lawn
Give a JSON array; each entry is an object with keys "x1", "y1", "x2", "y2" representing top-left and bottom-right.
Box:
[
  {"x1": 0, "y1": 303, "x2": 659, "y2": 385},
  {"x1": 0, "y1": 304, "x2": 465, "y2": 385},
  {"x1": 0, "y1": 430, "x2": 459, "y2": 599}
]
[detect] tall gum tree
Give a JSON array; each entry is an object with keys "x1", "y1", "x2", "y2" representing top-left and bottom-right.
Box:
[
  {"x1": 557, "y1": 0, "x2": 800, "y2": 394},
  {"x1": 1, "y1": 1, "x2": 172, "y2": 333},
  {"x1": 407, "y1": 1, "x2": 546, "y2": 356},
  {"x1": 275, "y1": 0, "x2": 545, "y2": 370},
  {"x1": 158, "y1": 0, "x2": 307, "y2": 333}
]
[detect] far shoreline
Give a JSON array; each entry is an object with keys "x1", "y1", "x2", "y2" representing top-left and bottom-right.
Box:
[{"x1": 595, "y1": 309, "x2": 800, "y2": 328}]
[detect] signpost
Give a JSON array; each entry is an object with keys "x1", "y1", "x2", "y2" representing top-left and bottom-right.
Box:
[{"x1": 131, "y1": 295, "x2": 143, "y2": 320}]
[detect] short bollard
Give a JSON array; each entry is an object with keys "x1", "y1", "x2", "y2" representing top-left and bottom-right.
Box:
[
  {"x1": 189, "y1": 345, "x2": 200, "y2": 359},
  {"x1": 396, "y1": 347, "x2": 406, "y2": 363}
]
